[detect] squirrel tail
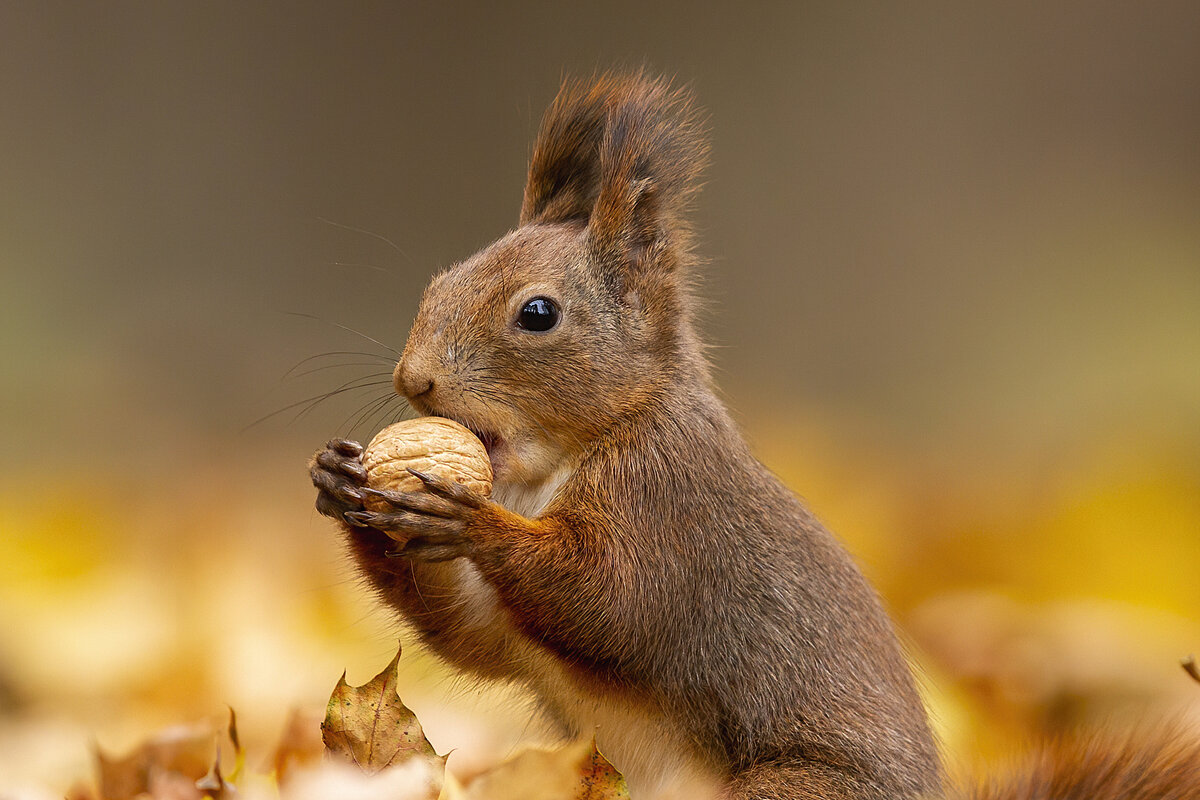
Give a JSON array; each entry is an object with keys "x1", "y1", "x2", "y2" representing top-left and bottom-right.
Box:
[{"x1": 953, "y1": 724, "x2": 1200, "y2": 800}]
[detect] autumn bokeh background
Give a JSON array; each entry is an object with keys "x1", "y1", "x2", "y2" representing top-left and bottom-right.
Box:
[{"x1": 2, "y1": 2, "x2": 1199, "y2": 795}]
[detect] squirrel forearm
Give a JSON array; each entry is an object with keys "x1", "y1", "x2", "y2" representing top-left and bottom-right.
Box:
[{"x1": 465, "y1": 503, "x2": 632, "y2": 669}]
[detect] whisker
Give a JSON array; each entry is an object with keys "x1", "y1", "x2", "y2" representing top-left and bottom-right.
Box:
[
  {"x1": 282, "y1": 350, "x2": 397, "y2": 380},
  {"x1": 330, "y1": 261, "x2": 391, "y2": 273},
  {"x1": 385, "y1": 404, "x2": 414, "y2": 427},
  {"x1": 361, "y1": 395, "x2": 408, "y2": 437},
  {"x1": 339, "y1": 392, "x2": 393, "y2": 435},
  {"x1": 316, "y1": 216, "x2": 412, "y2": 263},
  {"x1": 294, "y1": 381, "x2": 394, "y2": 427},
  {"x1": 285, "y1": 311, "x2": 401, "y2": 356},
  {"x1": 244, "y1": 377, "x2": 395, "y2": 431},
  {"x1": 289, "y1": 364, "x2": 394, "y2": 380},
  {"x1": 342, "y1": 389, "x2": 409, "y2": 437}
]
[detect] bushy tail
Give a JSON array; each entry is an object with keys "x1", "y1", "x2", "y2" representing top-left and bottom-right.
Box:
[{"x1": 953, "y1": 726, "x2": 1200, "y2": 800}]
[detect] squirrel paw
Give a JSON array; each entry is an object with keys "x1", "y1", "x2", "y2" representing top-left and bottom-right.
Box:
[
  {"x1": 347, "y1": 469, "x2": 487, "y2": 562},
  {"x1": 309, "y1": 438, "x2": 367, "y2": 521}
]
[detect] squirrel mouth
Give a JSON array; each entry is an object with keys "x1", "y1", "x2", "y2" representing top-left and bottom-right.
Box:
[
  {"x1": 428, "y1": 411, "x2": 500, "y2": 459},
  {"x1": 471, "y1": 427, "x2": 500, "y2": 458}
]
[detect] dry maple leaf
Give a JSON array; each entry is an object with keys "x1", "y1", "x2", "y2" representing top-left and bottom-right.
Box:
[
  {"x1": 1183, "y1": 655, "x2": 1200, "y2": 685},
  {"x1": 94, "y1": 721, "x2": 217, "y2": 800},
  {"x1": 195, "y1": 750, "x2": 236, "y2": 799},
  {"x1": 320, "y1": 644, "x2": 446, "y2": 781},
  {"x1": 576, "y1": 739, "x2": 630, "y2": 800},
  {"x1": 268, "y1": 707, "x2": 325, "y2": 786},
  {"x1": 462, "y1": 737, "x2": 629, "y2": 800},
  {"x1": 91, "y1": 709, "x2": 244, "y2": 800}
]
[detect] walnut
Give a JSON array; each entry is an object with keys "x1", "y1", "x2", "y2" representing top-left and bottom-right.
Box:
[{"x1": 361, "y1": 418, "x2": 492, "y2": 509}]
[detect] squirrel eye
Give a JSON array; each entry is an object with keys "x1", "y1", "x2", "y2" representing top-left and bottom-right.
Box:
[{"x1": 516, "y1": 297, "x2": 560, "y2": 332}]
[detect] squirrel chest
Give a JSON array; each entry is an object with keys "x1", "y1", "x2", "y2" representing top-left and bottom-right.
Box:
[{"x1": 451, "y1": 467, "x2": 723, "y2": 799}]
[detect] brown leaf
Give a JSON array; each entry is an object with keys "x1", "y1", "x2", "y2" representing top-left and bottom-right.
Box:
[
  {"x1": 148, "y1": 769, "x2": 205, "y2": 800},
  {"x1": 321, "y1": 645, "x2": 445, "y2": 777},
  {"x1": 575, "y1": 739, "x2": 630, "y2": 800},
  {"x1": 226, "y1": 707, "x2": 243, "y2": 775},
  {"x1": 462, "y1": 737, "x2": 629, "y2": 800},
  {"x1": 1184, "y1": 654, "x2": 1200, "y2": 685},
  {"x1": 95, "y1": 722, "x2": 216, "y2": 800},
  {"x1": 65, "y1": 781, "x2": 100, "y2": 800},
  {"x1": 193, "y1": 707, "x2": 243, "y2": 798},
  {"x1": 195, "y1": 747, "x2": 236, "y2": 799},
  {"x1": 269, "y1": 708, "x2": 326, "y2": 785}
]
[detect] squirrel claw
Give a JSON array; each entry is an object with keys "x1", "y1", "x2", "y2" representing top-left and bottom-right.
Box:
[
  {"x1": 406, "y1": 468, "x2": 485, "y2": 508},
  {"x1": 400, "y1": 536, "x2": 471, "y2": 563},
  {"x1": 328, "y1": 438, "x2": 363, "y2": 457}
]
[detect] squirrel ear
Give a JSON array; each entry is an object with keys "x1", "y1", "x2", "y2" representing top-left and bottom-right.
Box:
[
  {"x1": 519, "y1": 78, "x2": 610, "y2": 227},
  {"x1": 520, "y1": 73, "x2": 707, "y2": 279},
  {"x1": 588, "y1": 170, "x2": 661, "y2": 272}
]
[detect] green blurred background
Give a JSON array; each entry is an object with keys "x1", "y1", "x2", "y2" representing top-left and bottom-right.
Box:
[{"x1": 2, "y1": 1, "x2": 1198, "y2": 794}]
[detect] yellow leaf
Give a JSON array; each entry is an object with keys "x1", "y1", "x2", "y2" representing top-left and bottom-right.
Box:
[{"x1": 575, "y1": 739, "x2": 629, "y2": 800}]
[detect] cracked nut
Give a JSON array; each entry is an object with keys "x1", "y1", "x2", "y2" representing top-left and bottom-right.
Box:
[{"x1": 361, "y1": 417, "x2": 493, "y2": 509}]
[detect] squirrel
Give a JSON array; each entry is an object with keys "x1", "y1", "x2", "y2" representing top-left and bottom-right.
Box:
[{"x1": 309, "y1": 73, "x2": 1199, "y2": 799}]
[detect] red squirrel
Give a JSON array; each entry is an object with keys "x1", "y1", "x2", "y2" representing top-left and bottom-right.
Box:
[{"x1": 309, "y1": 73, "x2": 1199, "y2": 799}]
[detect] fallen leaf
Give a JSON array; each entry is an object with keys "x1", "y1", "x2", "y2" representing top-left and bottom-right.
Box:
[
  {"x1": 1183, "y1": 655, "x2": 1200, "y2": 685},
  {"x1": 192, "y1": 708, "x2": 243, "y2": 799},
  {"x1": 438, "y1": 771, "x2": 467, "y2": 800},
  {"x1": 195, "y1": 748, "x2": 236, "y2": 799},
  {"x1": 269, "y1": 708, "x2": 325, "y2": 786},
  {"x1": 95, "y1": 722, "x2": 216, "y2": 800},
  {"x1": 576, "y1": 739, "x2": 630, "y2": 800},
  {"x1": 225, "y1": 707, "x2": 245, "y2": 784},
  {"x1": 280, "y1": 758, "x2": 445, "y2": 800},
  {"x1": 321, "y1": 644, "x2": 445, "y2": 781},
  {"x1": 148, "y1": 769, "x2": 205, "y2": 800},
  {"x1": 462, "y1": 737, "x2": 629, "y2": 800},
  {"x1": 65, "y1": 782, "x2": 100, "y2": 800}
]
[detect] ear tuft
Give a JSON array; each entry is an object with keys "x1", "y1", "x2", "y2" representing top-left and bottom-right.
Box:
[{"x1": 520, "y1": 72, "x2": 708, "y2": 273}]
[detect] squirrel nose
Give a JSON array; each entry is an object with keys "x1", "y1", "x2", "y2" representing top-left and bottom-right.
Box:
[{"x1": 394, "y1": 359, "x2": 434, "y2": 401}]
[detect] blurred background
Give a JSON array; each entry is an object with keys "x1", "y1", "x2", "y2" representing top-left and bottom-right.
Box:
[{"x1": 2, "y1": 1, "x2": 1198, "y2": 794}]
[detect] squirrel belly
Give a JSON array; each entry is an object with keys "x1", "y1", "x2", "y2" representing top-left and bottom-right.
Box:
[{"x1": 374, "y1": 455, "x2": 730, "y2": 797}]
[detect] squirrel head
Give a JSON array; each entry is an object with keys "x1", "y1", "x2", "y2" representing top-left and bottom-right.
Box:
[{"x1": 396, "y1": 72, "x2": 709, "y2": 486}]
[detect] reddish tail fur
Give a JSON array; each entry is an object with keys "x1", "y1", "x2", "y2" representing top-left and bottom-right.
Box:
[{"x1": 956, "y1": 726, "x2": 1200, "y2": 800}]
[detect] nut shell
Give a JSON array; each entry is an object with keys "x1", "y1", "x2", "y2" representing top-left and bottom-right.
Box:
[{"x1": 361, "y1": 417, "x2": 492, "y2": 509}]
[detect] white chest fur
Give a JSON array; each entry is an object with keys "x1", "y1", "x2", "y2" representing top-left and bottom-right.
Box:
[{"x1": 439, "y1": 466, "x2": 719, "y2": 798}]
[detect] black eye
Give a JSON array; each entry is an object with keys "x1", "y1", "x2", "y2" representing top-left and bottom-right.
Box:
[{"x1": 516, "y1": 297, "x2": 560, "y2": 332}]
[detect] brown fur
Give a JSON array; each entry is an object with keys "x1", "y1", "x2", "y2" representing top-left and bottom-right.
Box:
[
  {"x1": 322, "y1": 72, "x2": 945, "y2": 798},
  {"x1": 312, "y1": 71, "x2": 1200, "y2": 800},
  {"x1": 956, "y1": 726, "x2": 1200, "y2": 800}
]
